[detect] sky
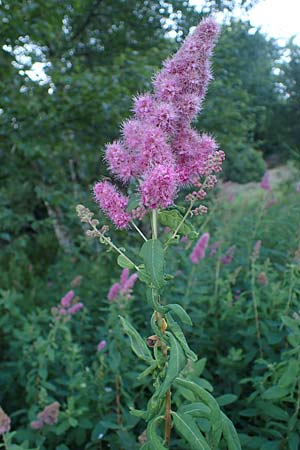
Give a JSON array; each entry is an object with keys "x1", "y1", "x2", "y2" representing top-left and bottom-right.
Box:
[{"x1": 191, "y1": 0, "x2": 300, "y2": 45}]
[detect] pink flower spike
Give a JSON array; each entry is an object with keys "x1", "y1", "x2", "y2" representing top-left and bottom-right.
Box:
[
  {"x1": 38, "y1": 402, "x2": 59, "y2": 426},
  {"x1": 190, "y1": 232, "x2": 210, "y2": 264},
  {"x1": 123, "y1": 273, "x2": 138, "y2": 292},
  {"x1": 0, "y1": 407, "x2": 11, "y2": 434},
  {"x1": 220, "y1": 246, "x2": 235, "y2": 265},
  {"x1": 120, "y1": 269, "x2": 129, "y2": 287},
  {"x1": 108, "y1": 283, "x2": 121, "y2": 301},
  {"x1": 60, "y1": 290, "x2": 75, "y2": 308},
  {"x1": 68, "y1": 302, "x2": 84, "y2": 315},
  {"x1": 260, "y1": 172, "x2": 272, "y2": 191},
  {"x1": 97, "y1": 340, "x2": 107, "y2": 352},
  {"x1": 93, "y1": 181, "x2": 131, "y2": 229}
]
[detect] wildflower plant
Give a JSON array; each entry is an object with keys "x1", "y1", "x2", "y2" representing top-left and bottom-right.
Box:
[{"x1": 77, "y1": 19, "x2": 240, "y2": 449}]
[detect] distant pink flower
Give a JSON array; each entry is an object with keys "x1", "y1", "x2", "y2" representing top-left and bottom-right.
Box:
[
  {"x1": 296, "y1": 182, "x2": 300, "y2": 192},
  {"x1": 60, "y1": 290, "x2": 75, "y2": 308},
  {"x1": 108, "y1": 283, "x2": 121, "y2": 301},
  {"x1": 0, "y1": 407, "x2": 11, "y2": 434},
  {"x1": 260, "y1": 172, "x2": 272, "y2": 191},
  {"x1": 181, "y1": 236, "x2": 188, "y2": 243},
  {"x1": 253, "y1": 240, "x2": 262, "y2": 259},
  {"x1": 31, "y1": 420, "x2": 43, "y2": 430},
  {"x1": 97, "y1": 340, "x2": 107, "y2": 352},
  {"x1": 93, "y1": 181, "x2": 131, "y2": 229},
  {"x1": 122, "y1": 273, "x2": 138, "y2": 292},
  {"x1": 190, "y1": 232, "x2": 210, "y2": 264},
  {"x1": 120, "y1": 268, "x2": 129, "y2": 286},
  {"x1": 108, "y1": 269, "x2": 138, "y2": 301},
  {"x1": 221, "y1": 246, "x2": 235, "y2": 265},
  {"x1": 68, "y1": 302, "x2": 84, "y2": 315},
  {"x1": 209, "y1": 240, "x2": 220, "y2": 257},
  {"x1": 31, "y1": 402, "x2": 60, "y2": 430},
  {"x1": 227, "y1": 192, "x2": 235, "y2": 203},
  {"x1": 141, "y1": 165, "x2": 178, "y2": 209}
]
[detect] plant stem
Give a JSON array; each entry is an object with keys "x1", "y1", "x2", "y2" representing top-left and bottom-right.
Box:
[
  {"x1": 89, "y1": 220, "x2": 139, "y2": 271},
  {"x1": 152, "y1": 209, "x2": 158, "y2": 240},
  {"x1": 185, "y1": 264, "x2": 196, "y2": 301},
  {"x1": 115, "y1": 375, "x2": 123, "y2": 426},
  {"x1": 165, "y1": 201, "x2": 194, "y2": 247},
  {"x1": 130, "y1": 220, "x2": 147, "y2": 241},
  {"x1": 251, "y1": 259, "x2": 263, "y2": 358},
  {"x1": 165, "y1": 389, "x2": 172, "y2": 448}
]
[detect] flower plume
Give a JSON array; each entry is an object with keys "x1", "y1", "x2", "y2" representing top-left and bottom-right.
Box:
[{"x1": 93, "y1": 18, "x2": 222, "y2": 226}]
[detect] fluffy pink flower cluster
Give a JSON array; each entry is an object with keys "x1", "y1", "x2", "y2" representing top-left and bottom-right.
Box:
[
  {"x1": 108, "y1": 268, "x2": 138, "y2": 301},
  {"x1": 190, "y1": 232, "x2": 210, "y2": 264},
  {"x1": 93, "y1": 18, "x2": 223, "y2": 228},
  {"x1": 31, "y1": 402, "x2": 60, "y2": 430},
  {"x1": 0, "y1": 407, "x2": 11, "y2": 435},
  {"x1": 51, "y1": 290, "x2": 84, "y2": 319}
]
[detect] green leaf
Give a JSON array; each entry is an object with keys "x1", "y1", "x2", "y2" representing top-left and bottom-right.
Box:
[
  {"x1": 158, "y1": 209, "x2": 196, "y2": 237},
  {"x1": 140, "y1": 239, "x2": 165, "y2": 288},
  {"x1": 172, "y1": 411, "x2": 211, "y2": 450},
  {"x1": 146, "y1": 394, "x2": 165, "y2": 421},
  {"x1": 216, "y1": 394, "x2": 238, "y2": 406},
  {"x1": 165, "y1": 313, "x2": 197, "y2": 361},
  {"x1": 288, "y1": 432, "x2": 300, "y2": 450},
  {"x1": 119, "y1": 316, "x2": 154, "y2": 364},
  {"x1": 221, "y1": 412, "x2": 241, "y2": 450},
  {"x1": 117, "y1": 254, "x2": 135, "y2": 269},
  {"x1": 159, "y1": 332, "x2": 187, "y2": 396},
  {"x1": 175, "y1": 378, "x2": 222, "y2": 445},
  {"x1": 281, "y1": 316, "x2": 300, "y2": 335},
  {"x1": 137, "y1": 267, "x2": 152, "y2": 285},
  {"x1": 179, "y1": 402, "x2": 210, "y2": 418},
  {"x1": 147, "y1": 416, "x2": 169, "y2": 450},
  {"x1": 166, "y1": 304, "x2": 193, "y2": 326},
  {"x1": 262, "y1": 386, "x2": 290, "y2": 400},
  {"x1": 278, "y1": 359, "x2": 298, "y2": 387}
]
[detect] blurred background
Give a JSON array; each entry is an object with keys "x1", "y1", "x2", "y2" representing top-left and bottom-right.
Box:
[
  {"x1": 1, "y1": 0, "x2": 299, "y2": 283},
  {"x1": 1, "y1": 1, "x2": 300, "y2": 449}
]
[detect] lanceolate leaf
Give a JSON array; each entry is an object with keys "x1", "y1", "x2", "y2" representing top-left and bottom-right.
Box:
[
  {"x1": 140, "y1": 239, "x2": 165, "y2": 289},
  {"x1": 175, "y1": 378, "x2": 222, "y2": 444},
  {"x1": 146, "y1": 416, "x2": 169, "y2": 450},
  {"x1": 221, "y1": 412, "x2": 242, "y2": 450},
  {"x1": 166, "y1": 313, "x2": 197, "y2": 361},
  {"x1": 117, "y1": 254, "x2": 135, "y2": 269},
  {"x1": 119, "y1": 316, "x2": 154, "y2": 364},
  {"x1": 172, "y1": 411, "x2": 211, "y2": 450},
  {"x1": 179, "y1": 402, "x2": 211, "y2": 418},
  {"x1": 166, "y1": 303, "x2": 193, "y2": 326},
  {"x1": 158, "y1": 332, "x2": 186, "y2": 396}
]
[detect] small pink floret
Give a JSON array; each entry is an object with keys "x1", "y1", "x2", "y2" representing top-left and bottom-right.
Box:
[{"x1": 97, "y1": 340, "x2": 107, "y2": 352}]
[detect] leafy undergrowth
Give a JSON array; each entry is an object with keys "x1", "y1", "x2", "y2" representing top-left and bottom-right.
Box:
[{"x1": 1, "y1": 175, "x2": 300, "y2": 449}]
